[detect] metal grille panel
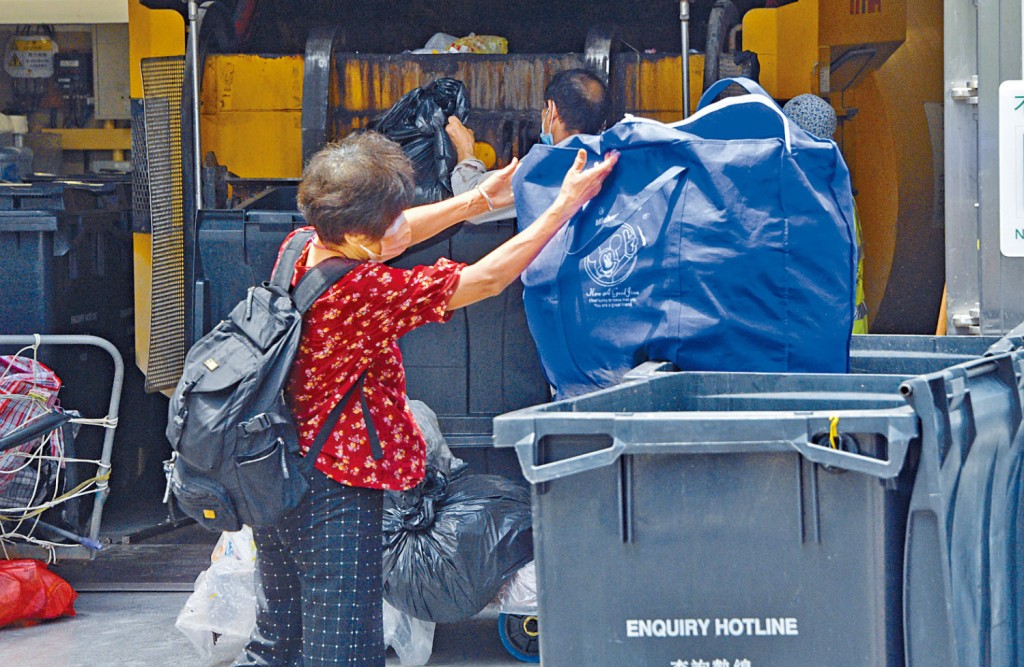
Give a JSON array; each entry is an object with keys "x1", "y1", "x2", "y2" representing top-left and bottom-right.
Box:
[
  {"x1": 140, "y1": 56, "x2": 186, "y2": 393},
  {"x1": 130, "y1": 98, "x2": 151, "y2": 233}
]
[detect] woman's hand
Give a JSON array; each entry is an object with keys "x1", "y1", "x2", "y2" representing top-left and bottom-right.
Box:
[
  {"x1": 555, "y1": 149, "x2": 619, "y2": 215},
  {"x1": 445, "y1": 149, "x2": 617, "y2": 311},
  {"x1": 477, "y1": 158, "x2": 519, "y2": 210}
]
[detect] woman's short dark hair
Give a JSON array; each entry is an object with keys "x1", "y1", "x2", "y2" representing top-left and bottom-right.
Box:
[
  {"x1": 544, "y1": 69, "x2": 611, "y2": 136},
  {"x1": 297, "y1": 132, "x2": 415, "y2": 244}
]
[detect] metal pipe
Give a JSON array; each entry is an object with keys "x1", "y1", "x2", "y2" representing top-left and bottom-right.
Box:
[
  {"x1": 105, "y1": 120, "x2": 125, "y2": 162},
  {"x1": 34, "y1": 519, "x2": 103, "y2": 551},
  {"x1": 187, "y1": 0, "x2": 203, "y2": 210},
  {"x1": 680, "y1": 0, "x2": 691, "y2": 118}
]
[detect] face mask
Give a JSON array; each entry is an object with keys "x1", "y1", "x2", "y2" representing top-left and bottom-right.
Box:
[{"x1": 360, "y1": 213, "x2": 412, "y2": 262}]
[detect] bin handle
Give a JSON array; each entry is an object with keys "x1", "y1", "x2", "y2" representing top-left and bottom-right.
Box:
[
  {"x1": 506, "y1": 414, "x2": 620, "y2": 484},
  {"x1": 508, "y1": 411, "x2": 919, "y2": 484},
  {"x1": 788, "y1": 419, "x2": 915, "y2": 478},
  {"x1": 514, "y1": 435, "x2": 626, "y2": 485}
]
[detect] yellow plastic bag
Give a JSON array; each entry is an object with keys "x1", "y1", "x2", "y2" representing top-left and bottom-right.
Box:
[{"x1": 447, "y1": 34, "x2": 508, "y2": 54}]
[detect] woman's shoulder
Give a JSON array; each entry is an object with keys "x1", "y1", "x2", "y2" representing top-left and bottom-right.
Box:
[
  {"x1": 330, "y1": 259, "x2": 463, "y2": 305},
  {"x1": 362, "y1": 257, "x2": 463, "y2": 280}
]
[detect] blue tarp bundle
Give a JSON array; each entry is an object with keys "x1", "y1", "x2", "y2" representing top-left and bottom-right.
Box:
[{"x1": 513, "y1": 78, "x2": 858, "y2": 398}]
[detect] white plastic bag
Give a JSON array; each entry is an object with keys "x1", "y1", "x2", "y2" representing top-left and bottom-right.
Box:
[
  {"x1": 178, "y1": 527, "x2": 437, "y2": 665},
  {"x1": 209, "y1": 526, "x2": 257, "y2": 564},
  {"x1": 410, "y1": 32, "x2": 457, "y2": 54},
  {"x1": 384, "y1": 599, "x2": 436, "y2": 665},
  {"x1": 175, "y1": 527, "x2": 258, "y2": 663},
  {"x1": 495, "y1": 561, "x2": 537, "y2": 615}
]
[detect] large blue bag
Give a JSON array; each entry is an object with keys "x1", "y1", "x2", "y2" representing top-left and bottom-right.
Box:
[{"x1": 513, "y1": 78, "x2": 857, "y2": 398}]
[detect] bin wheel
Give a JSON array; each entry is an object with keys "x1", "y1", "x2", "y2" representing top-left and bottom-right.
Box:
[{"x1": 498, "y1": 613, "x2": 540, "y2": 663}]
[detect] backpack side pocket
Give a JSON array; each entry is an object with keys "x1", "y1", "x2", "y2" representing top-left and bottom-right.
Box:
[
  {"x1": 233, "y1": 427, "x2": 310, "y2": 527},
  {"x1": 170, "y1": 461, "x2": 242, "y2": 532}
]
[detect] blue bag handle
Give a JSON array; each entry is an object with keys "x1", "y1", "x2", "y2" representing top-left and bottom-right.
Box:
[
  {"x1": 696, "y1": 76, "x2": 774, "y2": 111},
  {"x1": 682, "y1": 77, "x2": 793, "y2": 153},
  {"x1": 566, "y1": 165, "x2": 686, "y2": 256}
]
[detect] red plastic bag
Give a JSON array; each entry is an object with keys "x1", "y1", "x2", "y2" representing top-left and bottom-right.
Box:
[{"x1": 0, "y1": 559, "x2": 77, "y2": 628}]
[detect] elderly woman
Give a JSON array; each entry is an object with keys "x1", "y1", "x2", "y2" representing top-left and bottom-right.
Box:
[{"x1": 234, "y1": 131, "x2": 617, "y2": 666}]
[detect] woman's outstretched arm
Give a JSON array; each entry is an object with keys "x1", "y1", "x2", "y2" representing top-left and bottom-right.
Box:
[
  {"x1": 447, "y1": 149, "x2": 618, "y2": 311},
  {"x1": 402, "y1": 159, "x2": 519, "y2": 246}
]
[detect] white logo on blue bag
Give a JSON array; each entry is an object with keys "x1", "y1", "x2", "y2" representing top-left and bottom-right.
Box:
[{"x1": 583, "y1": 223, "x2": 644, "y2": 287}]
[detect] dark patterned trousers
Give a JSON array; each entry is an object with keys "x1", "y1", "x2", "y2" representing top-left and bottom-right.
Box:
[{"x1": 234, "y1": 468, "x2": 384, "y2": 666}]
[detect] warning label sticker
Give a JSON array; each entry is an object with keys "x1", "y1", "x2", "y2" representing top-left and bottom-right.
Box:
[{"x1": 4, "y1": 36, "x2": 57, "y2": 78}]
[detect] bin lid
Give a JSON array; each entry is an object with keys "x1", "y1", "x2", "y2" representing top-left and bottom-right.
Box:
[
  {"x1": 0, "y1": 211, "x2": 58, "y2": 231},
  {"x1": 0, "y1": 180, "x2": 124, "y2": 212}
]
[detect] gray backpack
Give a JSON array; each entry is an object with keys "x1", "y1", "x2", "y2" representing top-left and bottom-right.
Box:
[{"x1": 165, "y1": 230, "x2": 380, "y2": 532}]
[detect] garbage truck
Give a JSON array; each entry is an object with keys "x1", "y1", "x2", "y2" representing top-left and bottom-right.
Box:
[
  {"x1": 121, "y1": 0, "x2": 953, "y2": 520},
  {"x1": 1, "y1": 0, "x2": 1022, "y2": 663}
]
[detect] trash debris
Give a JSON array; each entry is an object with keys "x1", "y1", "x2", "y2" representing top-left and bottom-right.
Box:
[
  {"x1": 0, "y1": 559, "x2": 77, "y2": 628},
  {"x1": 175, "y1": 527, "x2": 257, "y2": 661},
  {"x1": 370, "y1": 78, "x2": 470, "y2": 205}
]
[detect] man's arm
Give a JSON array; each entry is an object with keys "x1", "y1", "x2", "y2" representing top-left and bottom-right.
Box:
[
  {"x1": 451, "y1": 158, "x2": 489, "y2": 195},
  {"x1": 447, "y1": 117, "x2": 516, "y2": 223}
]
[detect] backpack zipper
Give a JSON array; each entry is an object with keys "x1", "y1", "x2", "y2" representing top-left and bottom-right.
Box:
[{"x1": 245, "y1": 286, "x2": 257, "y2": 320}]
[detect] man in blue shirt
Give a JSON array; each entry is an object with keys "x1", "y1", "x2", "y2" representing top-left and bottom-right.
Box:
[{"x1": 445, "y1": 68, "x2": 611, "y2": 223}]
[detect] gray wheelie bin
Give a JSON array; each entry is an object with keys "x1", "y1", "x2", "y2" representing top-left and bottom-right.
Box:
[{"x1": 493, "y1": 337, "x2": 1024, "y2": 667}]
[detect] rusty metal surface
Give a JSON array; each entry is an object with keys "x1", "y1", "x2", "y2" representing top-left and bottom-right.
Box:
[
  {"x1": 325, "y1": 52, "x2": 703, "y2": 161},
  {"x1": 613, "y1": 53, "x2": 703, "y2": 122},
  {"x1": 199, "y1": 50, "x2": 709, "y2": 174},
  {"x1": 328, "y1": 53, "x2": 584, "y2": 164}
]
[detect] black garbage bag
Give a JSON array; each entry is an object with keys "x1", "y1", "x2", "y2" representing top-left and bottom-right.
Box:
[
  {"x1": 382, "y1": 468, "x2": 533, "y2": 623},
  {"x1": 385, "y1": 400, "x2": 465, "y2": 541},
  {"x1": 370, "y1": 78, "x2": 470, "y2": 205}
]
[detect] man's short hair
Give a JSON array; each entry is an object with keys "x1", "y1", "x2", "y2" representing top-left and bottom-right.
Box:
[
  {"x1": 544, "y1": 69, "x2": 611, "y2": 136},
  {"x1": 297, "y1": 132, "x2": 415, "y2": 244}
]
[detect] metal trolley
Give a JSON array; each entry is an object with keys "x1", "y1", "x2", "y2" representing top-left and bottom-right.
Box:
[{"x1": 0, "y1": 334, "x2": 123, "y2": 560}]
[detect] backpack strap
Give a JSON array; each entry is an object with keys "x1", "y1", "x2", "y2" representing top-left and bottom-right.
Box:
[
  {"x1": 292, "y1": 256, "x2": 361, "y2": 313},
  {"x1": 301, "y1": 370, "x2": 381, "y2": 474},
  {"x1": 270, "y1": 229, "x2": 316, "y2": 289},
  {"x1": 289, "y1": 254, "x2": 384, "y2": 466}
]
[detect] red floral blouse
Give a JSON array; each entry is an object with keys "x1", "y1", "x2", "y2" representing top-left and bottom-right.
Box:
[{"x1": 278, "y1": 228, "x2": 464, "y2": 491}]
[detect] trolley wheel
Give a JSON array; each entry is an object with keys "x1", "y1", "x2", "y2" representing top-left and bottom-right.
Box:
[{"x1": 498, "y1": 612, "x2": 540, "y2": 663}]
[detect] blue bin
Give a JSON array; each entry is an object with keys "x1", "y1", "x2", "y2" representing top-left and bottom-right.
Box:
[
  {"x1": 849, "y1": 333, "x2": 1000, "y2": 375},
  {"x1": 900, "y1": 353, "x2": 1024, "y2": 666},
  {"x1": 0, "y1": 181, "x2": 134, "y2": 351},
  {"x1": 0, "y1": 179, "x2": 169, "y2": 530}
]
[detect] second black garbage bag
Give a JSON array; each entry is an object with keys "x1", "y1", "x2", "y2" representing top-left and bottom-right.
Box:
[
  {"x1": 370, "y1": 78, "x2": 470, "y2": 205},
  {"x1": 384, "y1": 400, "x2": 533, "y2": 623},
  {"x1": 382, "y1": 467, "x2": 533, "y2": 624}
]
